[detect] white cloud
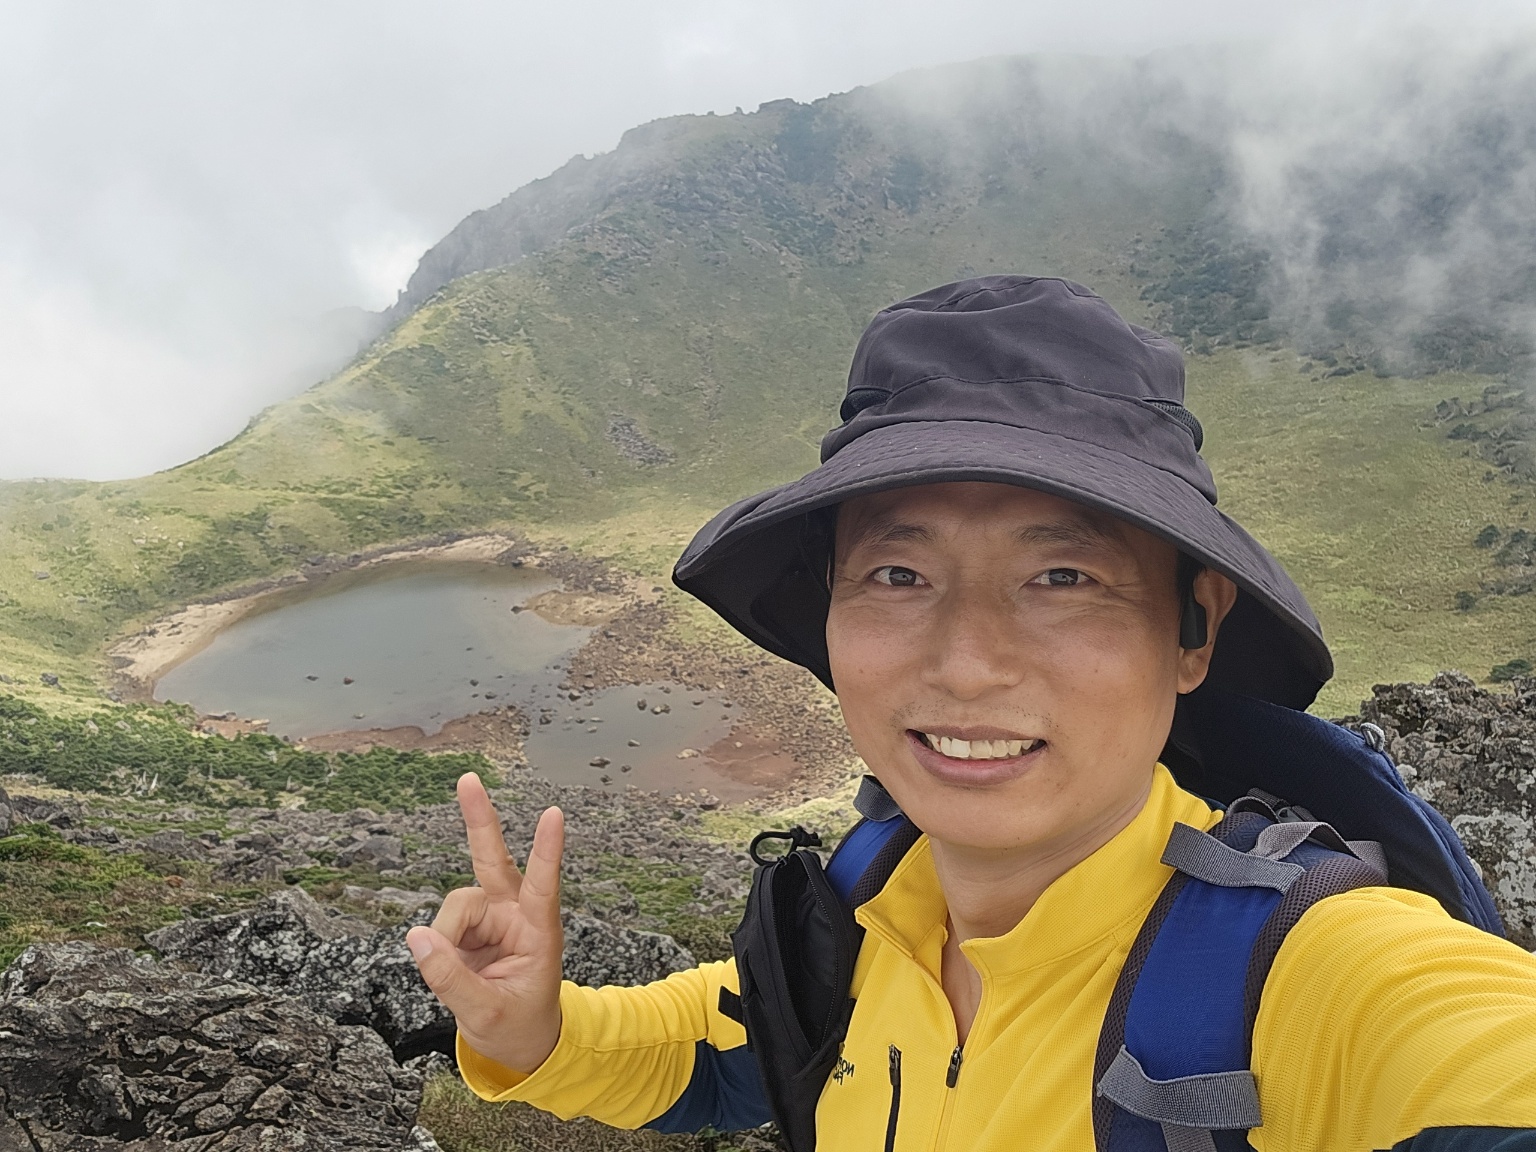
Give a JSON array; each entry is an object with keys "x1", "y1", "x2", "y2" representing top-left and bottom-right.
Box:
[{"x1": 1, "y1": 0, "x2": 1532, "y2": 478}]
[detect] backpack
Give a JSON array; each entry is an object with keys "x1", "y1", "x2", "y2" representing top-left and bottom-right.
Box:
[{"x1": 720, "y1": 685, "x2": 1504, "y2": 1152}]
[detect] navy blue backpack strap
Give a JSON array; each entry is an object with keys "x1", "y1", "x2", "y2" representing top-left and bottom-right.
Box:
[
  {"x1": 1170, "y1": 685, "x2": 1501, "y2": 935},
  {"x1": 1094, "y1": 804, "x2": 1387, "y2": 1152}
]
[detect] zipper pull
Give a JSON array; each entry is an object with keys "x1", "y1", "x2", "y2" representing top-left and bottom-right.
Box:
[
  {"x1": 945, "y1": 1045, "x2": 964, "y2": 1088},
  {"x1": 885, "y1": 1046, "x2": 903, "y2": 1152}
]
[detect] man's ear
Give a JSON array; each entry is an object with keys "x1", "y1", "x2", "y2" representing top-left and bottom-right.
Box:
[{"x1": 1177, "y1": 568, "x2": 1239, "y2": 694}]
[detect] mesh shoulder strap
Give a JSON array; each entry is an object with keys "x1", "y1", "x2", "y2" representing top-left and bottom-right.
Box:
[
  {"x1": 826, "y1": 775, "x2": 923, "y2": 906},
  {"x1": 1094, "y1": 802, "x2": 1386, "y2": 1152}
]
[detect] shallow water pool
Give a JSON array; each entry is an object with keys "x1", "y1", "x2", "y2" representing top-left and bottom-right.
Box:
[
  {"x1": 155, "y1": 562, "x2": 583, "y2": 739},
  {"x1": 520, "y1": 681, "x2": 800, "y2": 801}
]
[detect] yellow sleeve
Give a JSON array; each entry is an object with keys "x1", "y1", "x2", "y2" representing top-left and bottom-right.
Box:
[
  {"x1": 1251, "y1": 887, "x2": 1536, "y2": 1152},
  {"x1": 455, "y1": 959, "x2": 746, "y2": 1128}
]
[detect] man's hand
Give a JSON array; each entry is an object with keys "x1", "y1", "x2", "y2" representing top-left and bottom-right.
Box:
[{"x1": 406, "y1": 772, "x2": 565, "y2": 1075}]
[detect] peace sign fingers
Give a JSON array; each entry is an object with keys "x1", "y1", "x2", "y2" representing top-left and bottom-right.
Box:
[{"x1": 457, "y1": 771, "x2": 524, "y2": 898}]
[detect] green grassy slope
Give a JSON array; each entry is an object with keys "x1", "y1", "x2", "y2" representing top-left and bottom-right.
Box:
[
  {"x1": 0, "y1": 55, "x2": 1528, "y2": 719},
  {"x1": 1188, "y1": 352, "x2": 1530, "y2": 715}
]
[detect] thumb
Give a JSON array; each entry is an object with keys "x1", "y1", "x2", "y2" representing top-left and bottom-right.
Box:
[{"x1": 407, "y1": 925, "x2": 494, "y2": 1019}]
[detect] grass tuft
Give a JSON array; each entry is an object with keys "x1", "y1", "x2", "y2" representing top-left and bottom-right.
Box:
[{"x1": 418, "y1": 1072, "x2": 769, "y2": 1152}]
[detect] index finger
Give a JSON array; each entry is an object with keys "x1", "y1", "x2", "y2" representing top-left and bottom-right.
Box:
[{"x1": 457, "y1": 772, "x2": 523, "y2": 898}]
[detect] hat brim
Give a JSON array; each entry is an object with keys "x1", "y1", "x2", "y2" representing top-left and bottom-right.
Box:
[{"x1": 673, "y1": 420, "x2": 1333, "y2": 710}]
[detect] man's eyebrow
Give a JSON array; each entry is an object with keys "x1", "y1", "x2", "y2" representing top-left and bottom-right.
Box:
[
  {"x1": 840, "y1": 514, "x2": 1127, "y2": 555},
  {"x1": 840, "y1": 517, "x2": 934, "y2": 552},
  {"x1": 1013, "y1": 518, "x2": 1129, "y2": 552}
]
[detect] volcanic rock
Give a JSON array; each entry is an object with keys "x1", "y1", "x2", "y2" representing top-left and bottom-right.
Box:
[
  {"x1": 561, "y1": 911, "x2": 696, "y2": 988},
  {"x1": 135, "y1": 828, "x2": 212, "y2": 861},
  {"x1": 0, "y1": 940, "x2": 436, "y2": 1150},
  {"x1": 1346, "y1": 671, "x2": 1536, "y2": 947}
]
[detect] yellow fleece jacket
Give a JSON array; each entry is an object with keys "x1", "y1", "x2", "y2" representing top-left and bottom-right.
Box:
[{"x1": 458, "y1": 766, "x2": 1536, "y2": 1149}]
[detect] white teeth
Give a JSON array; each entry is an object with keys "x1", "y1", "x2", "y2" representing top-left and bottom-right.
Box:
[{"x1": 921, "y1": 733, "x2": 1042, "y2": 760}]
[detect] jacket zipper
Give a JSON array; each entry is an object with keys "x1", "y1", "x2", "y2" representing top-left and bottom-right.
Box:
[
  {"x1": 884, "y1": 1044, "x2": 902, "y2": 1152},
  {"x1": 933, "y1": 1044, "x2": 964, "y2": 1147}
]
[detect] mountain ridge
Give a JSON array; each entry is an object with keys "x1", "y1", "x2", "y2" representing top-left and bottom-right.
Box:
[{"x1": 0, "y1": 49, "x2": 1533, "y2": 717}]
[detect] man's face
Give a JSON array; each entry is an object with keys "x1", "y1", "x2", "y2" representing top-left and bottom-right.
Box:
[{"x1": 826, "y1": 481, "x2": 1231, "y2": 855}]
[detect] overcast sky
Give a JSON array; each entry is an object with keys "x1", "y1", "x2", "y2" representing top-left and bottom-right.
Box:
[{"x1": 2, "y1": 0, "x2": 1532, "y2": 480}]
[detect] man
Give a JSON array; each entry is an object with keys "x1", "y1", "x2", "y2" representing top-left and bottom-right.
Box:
[{"x1": 407, "y1": 277, "x2": 1536, "y2": 1150}]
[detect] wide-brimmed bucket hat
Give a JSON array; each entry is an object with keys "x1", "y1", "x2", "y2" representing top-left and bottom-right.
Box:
[{"x1": 672, "y1": 275, "x2": 1332, "y2": 711}]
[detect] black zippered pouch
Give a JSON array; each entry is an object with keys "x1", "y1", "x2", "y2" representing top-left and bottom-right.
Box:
[{"x1": 725, "y1": 828, "x2": 860, "y2": 1152}]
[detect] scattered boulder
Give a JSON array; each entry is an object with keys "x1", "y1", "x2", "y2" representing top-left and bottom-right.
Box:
[
  {"x1": 10, "y1": 793, "x2": 76, "y2": 829},
  {"x1": 561, "y1": 912, "x2": 696, "y2": 988},
  {"x1": 605, "y1": 414, "x2": 674, "y2": 465},
  {"x1": 336, "y1": 834, "x2": 406, "y2": 871},
  {"x1": 343, "y1": 885, "x2": 445, "y2": 913},
  {"x1": 134, "y1": 828, "x2": 211, "y2": 861},
  {"x1": 0, "y1": 785, "x2": 11, "y2": 838},
  {"x1": 0, "y1": 940, "x2": 436, "y2": 1150}
]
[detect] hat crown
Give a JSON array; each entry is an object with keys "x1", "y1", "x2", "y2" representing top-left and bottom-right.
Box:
[
  {"x1": 823, "y1": 276, "x2": 1210, "y2": 498},
  {"x1": 841, "y1": 275, "x2": 1186, "y2": 421}
]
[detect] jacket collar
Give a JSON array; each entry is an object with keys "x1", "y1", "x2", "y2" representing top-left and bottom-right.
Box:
[{"x1": 855, "y1": 765, "x2": 1221, "y2": 979}]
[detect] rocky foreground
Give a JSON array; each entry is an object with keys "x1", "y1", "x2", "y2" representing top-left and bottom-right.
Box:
[
  {"x1": 3, "y1": 673, "x2": 1536, "y2": 1148},
  {"x1": 0, "y1": 886, "x2": 697, "y2": 1150}
]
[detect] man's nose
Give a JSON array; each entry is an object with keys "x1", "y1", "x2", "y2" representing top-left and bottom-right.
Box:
[{"x1": 919, "y1": 587, "x2": 1026, "y2": 700}]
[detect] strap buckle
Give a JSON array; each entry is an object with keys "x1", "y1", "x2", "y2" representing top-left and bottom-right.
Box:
[{"x1": 749, "y1": 825, "x2": 822, "y2": 866}]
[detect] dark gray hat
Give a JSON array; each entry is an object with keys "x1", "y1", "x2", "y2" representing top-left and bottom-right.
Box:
[{"x1": 672, "y1": 276, "x2": 1332, "y2": 710}]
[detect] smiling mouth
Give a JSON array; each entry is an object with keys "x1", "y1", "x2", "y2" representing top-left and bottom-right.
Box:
[{"x1": 914, "y1": 732, "x2": 1046, "y2": 760}]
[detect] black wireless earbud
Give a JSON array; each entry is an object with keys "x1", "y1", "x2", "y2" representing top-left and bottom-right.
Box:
[{"x1": 1179, "y1": 571, "x2": 1208, "y2": 650}]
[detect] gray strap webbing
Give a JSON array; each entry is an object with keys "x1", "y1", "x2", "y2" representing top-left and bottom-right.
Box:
[
  {"x1": 853, "y1": 775, "x2": 904, "y2": 823},
  {"x1": 1253, "y1": 820, "x2": 1330, "y2": 860},
  {"x1": 1096, "y1": 1045, "x2": 1262, "y2": 1130},
  {"x1": 1161, "y1": 1124, "x2": 1219, "y2": 1152},
  {"x1": 1250, "y1": 821, "x2": 1389, "y2": 880},
  {"x1": 1161, "y1": 822, "x2": 1304, "y2": 893},
  {"x1": 1346, "y1": 840, "x2": 1389, "y2": 878}
]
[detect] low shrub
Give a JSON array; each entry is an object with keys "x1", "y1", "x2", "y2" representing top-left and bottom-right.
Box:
[
  {"x1": 0, "y1": 694, "x2": 491, "y2": 812},
  {"x1": 1490, "y1": 658, "x2": 1533, "y2": 683}
]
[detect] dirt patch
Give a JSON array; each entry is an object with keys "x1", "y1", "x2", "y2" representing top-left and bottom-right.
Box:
[
  {"x1": 700, "y1": 726, "x2": 804, "y2": 790},
  {"x1": 298, "y1": 706, "x2": 531, "y2": 760},
  {"x1": 526, "y1": 589, "x2": 628, "y2": 627}
]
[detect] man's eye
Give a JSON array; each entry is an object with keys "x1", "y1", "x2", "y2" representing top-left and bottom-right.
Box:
[
  {"x1": 872, "y1": 566, "x2": 923, "y2": 587},
  {"x1": 1033, "y1": 568, "x2": 1088, "y2": 587}
]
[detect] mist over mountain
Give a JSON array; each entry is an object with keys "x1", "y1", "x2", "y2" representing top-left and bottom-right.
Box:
[{"x1": 394, "y1": 37, "x2": 1536, "y2": 379}]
